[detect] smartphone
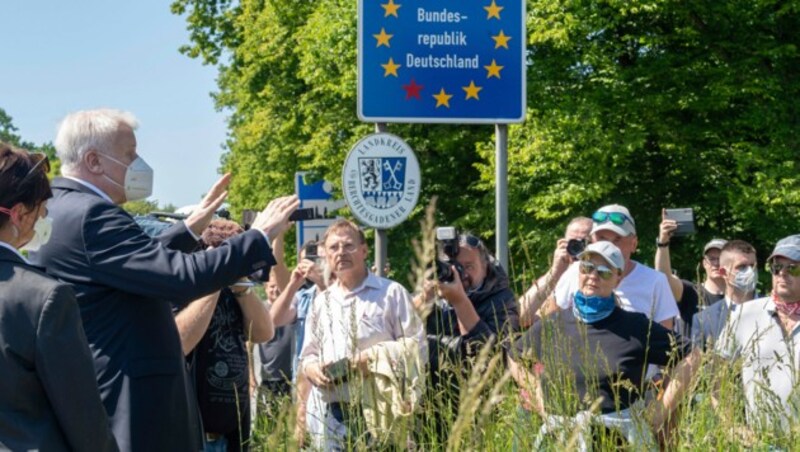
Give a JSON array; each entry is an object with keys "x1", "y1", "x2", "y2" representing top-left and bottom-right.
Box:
[
  {"x1": 289, "y1": 207, "x2": 316, "y2": 222},
  {"x1": 664, "y1": 208, "x2": 696, "y2": 236},
  {"x1": 305, "y1": 243, "x2": 319, "y2": 260},
  {"x1": 323, "y1": 357, "x2": 350, "y2": 384}
]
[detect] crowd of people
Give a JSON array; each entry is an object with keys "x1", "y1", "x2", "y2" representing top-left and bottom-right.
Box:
[{"x1": 0, "y1": 108, "x2": 798, "y2": 451}]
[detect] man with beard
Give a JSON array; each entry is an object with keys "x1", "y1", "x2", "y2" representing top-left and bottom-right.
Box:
[{"x1": 426, "y1": 232, "x2": 520, "y2": 442}]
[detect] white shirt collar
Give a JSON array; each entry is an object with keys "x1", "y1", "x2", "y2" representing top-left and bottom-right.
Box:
[
  {"x1": 0, "y1": 240, "x2": 29, "y2": 264},
  {"x1": 63, "y1": 176, "x2": 114, "y2": 203}
]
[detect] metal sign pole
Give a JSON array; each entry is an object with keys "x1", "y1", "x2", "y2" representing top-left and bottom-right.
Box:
[
  {"x1": 374, "y1": 122, "x2": 388, "y2": 277},
  {"x1": 495, "y1": 124, "x2": 508, "y2": 270}
]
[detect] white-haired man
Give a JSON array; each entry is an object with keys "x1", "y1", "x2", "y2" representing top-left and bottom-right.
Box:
[{"x1": 31, "y1": 109, "x2": 298, "y2": 451}]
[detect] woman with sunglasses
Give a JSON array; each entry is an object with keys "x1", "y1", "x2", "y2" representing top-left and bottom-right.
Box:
[
  {"x1": 0, "y1": 143, "x2": 117, "y2": 451},
  {"x1": 509, "y1": 241, "x2": 699, "y2": 449}
]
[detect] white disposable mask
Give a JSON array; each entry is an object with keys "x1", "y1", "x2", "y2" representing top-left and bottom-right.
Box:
[
  {"x1": 731, "y1": 266, "x2": 757, "y2": 294},
  {"x1": 22, "y1": 215, "x2": 53, "y2": 252},
  {"x1": 101, "y1": 153, "x2": 154, "y2": 201}
]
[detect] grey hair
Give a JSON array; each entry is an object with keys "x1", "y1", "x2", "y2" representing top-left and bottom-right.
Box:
[{"x1": 55, "y1": 109, "x2": 139, "y2": 171}]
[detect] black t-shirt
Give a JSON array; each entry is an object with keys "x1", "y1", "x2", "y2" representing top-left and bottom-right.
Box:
[
  {"x1": 674, "y1": 280, "x2": 725, "y2": 337},
  {"x1": 513, "y1": 307, "x2": 690, "y2": 415},
  {"x1": 191, "y1": 289, "x2": 250, "y2": 446}
]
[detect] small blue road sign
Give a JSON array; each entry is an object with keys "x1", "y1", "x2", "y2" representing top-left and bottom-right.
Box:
[{"x1": 358, "y1": 0, "x2": 525, "y2": 124}]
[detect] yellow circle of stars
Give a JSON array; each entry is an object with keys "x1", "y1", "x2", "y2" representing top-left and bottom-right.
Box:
[{"x1": 372, "y1": 1, "x2": 513, "y2": 110}]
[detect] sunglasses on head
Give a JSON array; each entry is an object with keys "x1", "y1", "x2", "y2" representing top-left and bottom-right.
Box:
[
  {"x1": 768, "y1": 262, "x2": 800, "y2": 277},
  {"x1": 460, "y1": 234, "x2": 482, "y2": 249},
  {"x1": 22, "y1": 153, "x2": 50, "y2": 182},
  {"x1": 579, "y1": 260, "x2": 616, "y2": 280},
  {"x1": 592, "y1": 210, "x2": 633, "y2": 227}
]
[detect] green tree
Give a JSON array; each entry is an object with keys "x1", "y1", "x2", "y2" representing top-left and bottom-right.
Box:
[
  {"x1": 1, "y1": 107, "x2": 61, "y2": 177},
  {"x1": 173, "y1": 0, "x2": 800, "y2": 289}
]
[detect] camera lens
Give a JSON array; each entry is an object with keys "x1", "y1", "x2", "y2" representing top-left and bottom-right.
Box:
[{"x1": 567, "y1": 239, "x2": 586, "y2": 258}]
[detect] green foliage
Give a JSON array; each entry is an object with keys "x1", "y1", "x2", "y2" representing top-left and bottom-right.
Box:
[
  {"x1": 122, "y1": 199, "x2": 177, "y2": 216},
  {"x1": 1, "y1": 107, "x2": 61, "y2": 178},
  {"x1": 172, "y1": 0, "x2": 800, "y2": 288}
]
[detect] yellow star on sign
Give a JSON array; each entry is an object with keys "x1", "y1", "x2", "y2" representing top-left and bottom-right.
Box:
[
  {"x1": 381, "y1": 58, "x2": 400, "y2": 77},
  {"x1": 381, "y1": 0, "x2": 401, "y2": 18},
  {"x1": 462, "y1": 81, "x2": 483, "y2": 100},
  {"x1": 484, "y1": 59, "x2": 504, "y2": 78},
  {"x1": 373, "y1": 28, "x2": 393, "y2": 47},
  {"x1": 492, "y1": 30, "x2": 511, "y2": 49},
  {"x1": 484, "y1": 0, "x2": 504, "y2": 20},
  {"x1": 433, "y1": 88, "x2": 453, "y2": 108}
]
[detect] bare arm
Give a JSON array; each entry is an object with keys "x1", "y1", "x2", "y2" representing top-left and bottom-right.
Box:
[
  {"x1": 175, "y1": 292, "x2": 220, "y2": 355},
  {"x1": 509, "y1": 358, "x2": 545, "y2": 417},
  {"x1": 271, "y1": 267, "x2": 305, "y2": 327},
  {"x1": 520, "y1": 239, "x2": 572, "y2": 328},
  {"x1": 649, "y1": 348, "x2": 701, "y2": 433},
  {"x1": 235, "y1": 289, "x2": 274, "y2": 343},
  {"x1": 655, "y1": 215, "x2": 684, "y2": 301},
  {"x1": 270, "y1": 233, "x2": 291, "y2": 291}
]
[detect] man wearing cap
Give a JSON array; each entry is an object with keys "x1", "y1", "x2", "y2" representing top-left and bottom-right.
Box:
[
  {"x1": 691, "y1": 240, "x2": 757, "y2": 350},
  {"x1": 715, "y1": 234, "x2": 800, "y2": 430},
  {"x1": 550, "y1": 204, "x2": 679, "y2": 329},
  {"x1": 656, "y1": 212, "x2": 727, "y2": 336}
]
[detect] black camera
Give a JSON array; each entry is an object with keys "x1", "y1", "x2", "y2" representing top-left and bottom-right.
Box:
[
  {"x1": 435, "y1": 226, "x2": 467, "y2": 283},
  {"x1": 566, "y1": 238, "x2": 586, "y2": 259}
]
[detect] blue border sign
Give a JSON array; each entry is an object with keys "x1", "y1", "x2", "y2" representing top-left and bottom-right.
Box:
[{"x1": 358, "y1": 0, "x2": 525, "y2": 124}]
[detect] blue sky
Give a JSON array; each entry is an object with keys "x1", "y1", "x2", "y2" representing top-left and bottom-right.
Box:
[{"x1": 0, "y1": 1, "x2": 228, "y2": 208}]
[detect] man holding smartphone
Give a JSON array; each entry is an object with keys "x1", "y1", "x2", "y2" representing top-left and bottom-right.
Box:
[{"x1": 655, "y1": 208, "x2": 727, "y2": 337}]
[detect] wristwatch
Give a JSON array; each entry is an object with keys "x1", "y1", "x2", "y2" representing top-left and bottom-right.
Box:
[{"x1": 656, "y1": 238, "x2": 670, "y2": 248}]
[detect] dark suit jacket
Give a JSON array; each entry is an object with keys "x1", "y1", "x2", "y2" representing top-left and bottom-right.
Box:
[
  {"x1": 691, "y1": 298, "x2": 731, "y2": 350},
  {"x1": 31, "y1": 177, "x2": 275, "y2": 452},
  {"x1": 0, "y1": 246, "x2": 118, "y2": 452}
]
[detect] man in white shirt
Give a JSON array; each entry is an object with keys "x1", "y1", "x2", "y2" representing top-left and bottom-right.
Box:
[
  {"x1": 548, "y1": 204, "x2": 679, "y2": 329},
  {"x1": 299, "y1": 219, "x2": 426, "y2": 449},
  {"x1": 716, "y1": 234, "x2": 800, "y2": 432}
]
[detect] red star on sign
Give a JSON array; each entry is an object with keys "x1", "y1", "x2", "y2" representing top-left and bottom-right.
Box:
[{"x1": 401, "y1": 78, "x2": 423, "y2": 100}]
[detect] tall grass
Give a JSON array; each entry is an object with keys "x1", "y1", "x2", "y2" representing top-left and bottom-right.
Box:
[{"x1": 247, "y1": 204, "x2": 800, "y2": 451}]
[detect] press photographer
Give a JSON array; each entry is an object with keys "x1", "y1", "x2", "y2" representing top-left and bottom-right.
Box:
[{"x1": 424, "y1": 228, "x2": 519, "y2": 442}]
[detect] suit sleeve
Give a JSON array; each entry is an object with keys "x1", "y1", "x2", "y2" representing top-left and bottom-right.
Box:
[
  {"x1": 35, "y1": 285, "x2": 119, "y2": 452},
  {"x1": 82, "y1": 202, "x2": 274, "y2": 304},
  {"x1": 155, "y1": 220, "x2": 201, "y2": 253}
]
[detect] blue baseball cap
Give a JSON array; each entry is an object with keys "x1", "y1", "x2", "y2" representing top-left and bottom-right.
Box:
[{"x1": 767, "y1": 234, "x2": 800, "y2": 263}]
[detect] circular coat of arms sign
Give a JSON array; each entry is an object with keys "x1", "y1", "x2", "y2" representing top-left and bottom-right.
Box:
[{"x1": 343, "y1": 133, "x2": 420, "y2": 229}]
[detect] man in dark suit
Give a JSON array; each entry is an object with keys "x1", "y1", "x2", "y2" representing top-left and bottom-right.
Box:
[
  {"x1": 31, "y1": 109, "x2": 298, "y2": 451},
  {"x1": 691, "y1": 240, "x2": 757, "y2": 350}
]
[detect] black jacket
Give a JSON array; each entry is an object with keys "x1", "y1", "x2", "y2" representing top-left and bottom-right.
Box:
[
  {"x1": 31, "y1": 177, "x2": 276, "y2": 452},
  {"x1": 426, "y1": 261, "x2": 519, "y2": 381},
  {"x1": 0, "y1": 246, "x2": 118, "y2": 451}
]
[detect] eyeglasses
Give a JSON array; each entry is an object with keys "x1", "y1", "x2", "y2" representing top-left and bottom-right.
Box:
[
  {"x1": 704, "y1": 256, "x2": 720, "y2": 266},
  {"x1": 768, "y1": 262, "x2": 800, "y2": 277},
  {"x1": 579, "y1": 261, "x2": 616, "y2": 280},
  {"x1": 326, "y1": 242, "x2": 359, "y2": 254},
  {"x1": 592, "y1": 211, "x2": 633, "y2": 227}
]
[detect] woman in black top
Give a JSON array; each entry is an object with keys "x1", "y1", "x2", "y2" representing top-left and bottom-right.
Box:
[{"x1": 510, "y1": 241, "x2": 699, "y2": 446}]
